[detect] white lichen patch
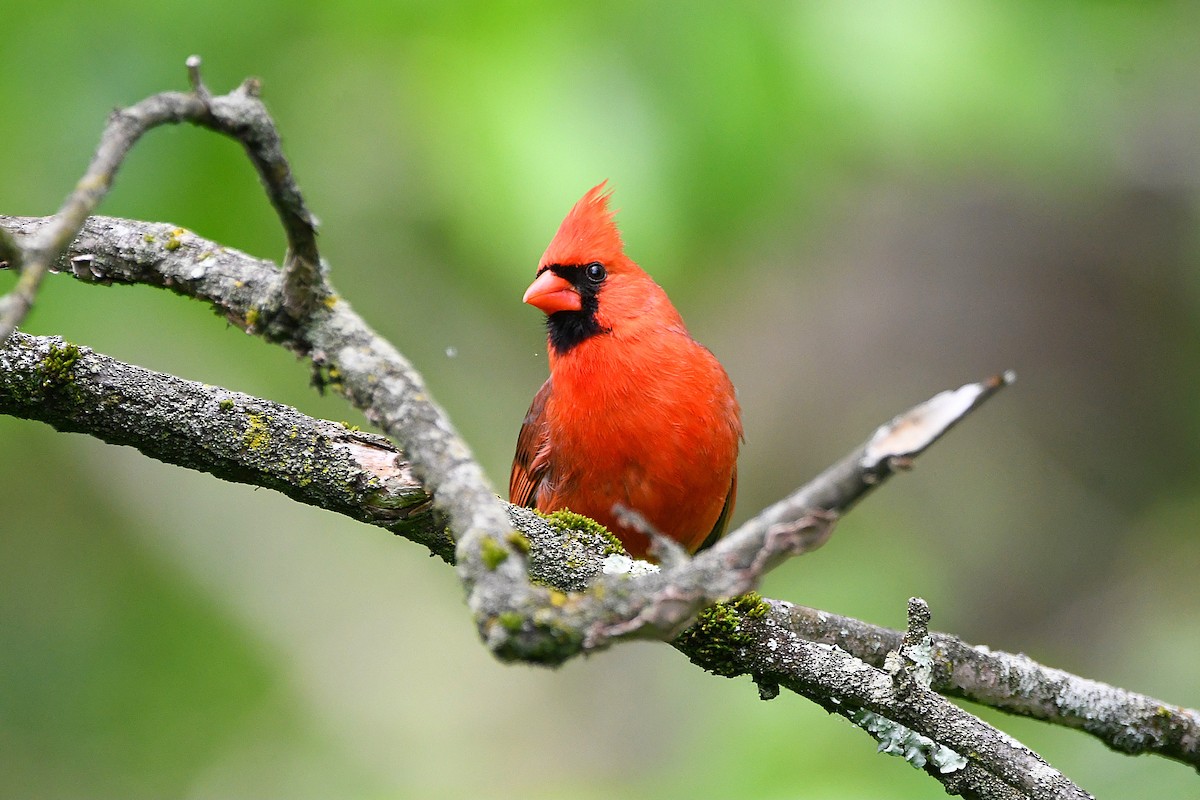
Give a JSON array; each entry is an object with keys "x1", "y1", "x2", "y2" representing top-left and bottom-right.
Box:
[{"x1": 601, "y1": 554, "x2": 660, "y2": 576}]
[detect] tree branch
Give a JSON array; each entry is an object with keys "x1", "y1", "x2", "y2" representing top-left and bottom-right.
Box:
[
  {"x1": 0, "y1": 330, "x2": 448, "y2": 559},
  {"x1": 675, "y1": 593, "x2": 1092, "y2": 800},
  {"x1": 182, "y1": 55, "x2": 323, "y2": 318},
  {"x1": 6, "y1": 61, "x2": 1188, "y2": 796},
  {"x1": 0, "y1": 210, "x2": 1012, "y2": 663},
  {"x1": 0, "y1": 55, "x2": 323, "y2": 344},
  {"x1": 8, "y1": 323, "x2": 1190, "y2": 786},
  {"x1": 3, "y1": 321, "x2": 1100, "y2": 798},
  {"x1": 1, "y1": 323, "x2": 1099, "y2": 797},
  {"x1": 767, "y1": 601, "x2": 1200, "y2": 769},
  {"x1": 0, "y1": 57, "x2": 999, "y2": 669}
]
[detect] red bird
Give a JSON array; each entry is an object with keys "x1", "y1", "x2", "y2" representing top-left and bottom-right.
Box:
[{"x1": 510, "y1": 183, "x2": 742, "y2": 559}]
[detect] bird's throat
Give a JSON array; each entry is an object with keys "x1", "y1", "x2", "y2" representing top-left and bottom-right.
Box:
[{"x1": 546, "y1": 309, "x2": 607, "y2": 355}]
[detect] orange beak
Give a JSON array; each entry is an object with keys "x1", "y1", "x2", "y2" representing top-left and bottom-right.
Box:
[{"x1": 523, "y1": 269, "x2": 582, "y2": 314}]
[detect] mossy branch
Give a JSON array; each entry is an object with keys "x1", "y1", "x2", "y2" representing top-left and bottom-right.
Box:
[
  {"x1": 0, "y1": 60, "x2": 993, "y2": 674},
  {"x1": 9, "y1": 325, "x2": 1190, "y2": 782},
  {"x1": 0, "y1": 331, "x2": 1109, "y2": 800},
  {"x1": 6, "y1": 59, "x2": 1195, "y2": 798},
  {"x1": 0, "y1": 331, "x2": 450, "y2": 559}
]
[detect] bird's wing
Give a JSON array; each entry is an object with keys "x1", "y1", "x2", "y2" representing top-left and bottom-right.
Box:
[
  {"x1": 509, "y1": 378, "x2": 553, "y2": 508},
  {"x1": 695, "y1": 467, "x2": 737, "y2": 552}
]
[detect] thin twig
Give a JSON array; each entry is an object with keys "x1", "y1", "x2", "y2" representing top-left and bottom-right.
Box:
[
  {"x1": 0, "y1": 56, "x2": 326, "y2": 347},
  {"x1": 182, "y1": 56, "x2": 324, "y2": 318},
  {"x1": 0, "y1": 88, "x2": 207, "y2": 343}
]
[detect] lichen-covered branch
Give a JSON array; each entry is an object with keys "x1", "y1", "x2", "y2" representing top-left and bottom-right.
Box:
[
  {"x1": 0, "y1": 331, "x2": 449, "y2": 559},
  {"x1": 683, "y1": 595, "x2": 1093, "y2": 800},
  {"x1": 0, "y1": 209, "x2": 1013, "y2": 667},
  {"x1": 766, "y1": 601, "x2": 1200, "y2": 769},
  {"x1": 1, "y1": 214, "x2": 287, "y2": 332},
  {"x1": 0, "y1": 327, "x2": 1103, "y2": 798},
  {"x1": 7, "y1": 321, "x2": 1189, "y2": 785},
  {"x1": 3, "y1": 62, "x2": 1183, "y2": 796},
  {"x1": 0, "y1": 57, "x2": 1014, "y2": 671}
]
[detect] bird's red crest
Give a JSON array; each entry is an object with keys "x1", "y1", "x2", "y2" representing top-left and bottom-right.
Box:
[{"x1": 539, "y1": 181, "x2": 625, "y2": 268}]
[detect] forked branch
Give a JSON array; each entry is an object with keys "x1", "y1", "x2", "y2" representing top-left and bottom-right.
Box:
[{"x1": 7, "y1": 58, "x2": 1192, "y2": 799}]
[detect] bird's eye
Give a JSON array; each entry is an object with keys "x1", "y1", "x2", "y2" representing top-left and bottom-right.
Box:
[{"x1": 584, "y1": 262, "x2": 606, "y2": 283}]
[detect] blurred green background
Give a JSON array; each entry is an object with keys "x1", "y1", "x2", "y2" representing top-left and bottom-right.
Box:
[{"x1": 2, "y1": 2, "x2": 1198, "y2": 797}]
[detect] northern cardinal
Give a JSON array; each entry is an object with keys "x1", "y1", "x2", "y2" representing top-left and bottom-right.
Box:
[{"x1": 510, "y1": 183, "x2": 742, "y2": 559}]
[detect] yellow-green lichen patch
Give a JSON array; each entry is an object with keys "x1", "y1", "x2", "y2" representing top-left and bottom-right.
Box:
[
  {"x1": 497, "y1": 611, "x2": 524, "y2": 633},
  {"x1": 218, "y1": 398, "x2": 235, "y2": 411},
  {"x1": 674, "y1": 592, "x2": 769, "y2": 678},
  {"x1": 163, "y1": 227, "x2": 187, "y2": 251},
  {"x1": 242, "y1": 413, "x2": 271, "y2": 451},
  {"x1": 726, "y1": 591, "x2": 770, "y2": 620},
  {"x1": 505, "y1": 531, "x2": 531, "y2": 555},
  {"x1": 480, "y1": 536, "x2": 509, "y2": 571}
]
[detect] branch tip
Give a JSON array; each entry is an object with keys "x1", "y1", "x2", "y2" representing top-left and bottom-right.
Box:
[
  {"x1": 862, "y1": 371, "x2": 1014, "y2": 471},
  {"x1": 904, "y1": 596, "x2": 931, "y2": 647},
  {"x1": 185, "y1": 55, "x2": 211, "y2": 102}
]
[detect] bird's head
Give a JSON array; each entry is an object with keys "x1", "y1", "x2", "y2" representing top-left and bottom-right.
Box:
[{"x1": 524, "y1": 182, "x2": 679, "y2": 355}]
